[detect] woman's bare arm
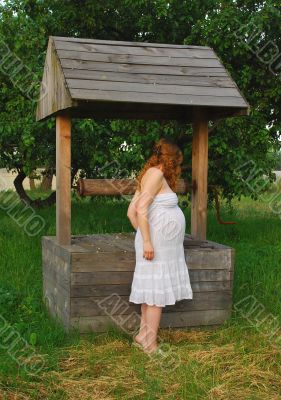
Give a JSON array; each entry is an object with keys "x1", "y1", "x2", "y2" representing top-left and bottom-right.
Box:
[
  {"x1": 127, "y1": 189, "x2": 140, "y2": 230},
  {"x1": 135, "y1": 167, "x2": 163, "y2": 260}
]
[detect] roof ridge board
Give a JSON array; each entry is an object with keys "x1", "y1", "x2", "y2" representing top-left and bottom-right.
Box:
[
  {"x1": 57, "y1": 56, "x2": 223, "y2": 70},
  {"x1": 63, "y1": 70, "x2": 235, "y2": 87},
  {"x1": 54, "y1": 40, "x2": 215, "y2": 59},
  {"x1": 60, "y1": 60, "x2": 228, "y2": 71},
  {"x1": 60, "y1": 60, "x2": 229, "y2": 76},
  {"x1": 51, "y1": 36, "x2": 212, "y2": 50},
  {"x1": 56, "y1": 48, "x2": 218, "y2": 61}
]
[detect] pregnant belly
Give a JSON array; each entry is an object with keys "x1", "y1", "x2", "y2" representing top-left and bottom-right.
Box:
[
  {"x1": 145, "y1": 206, "x2": 186, "y2": 244},
  {"x1": 134, "y1": 206, "x2": 186, "y2": 262}
]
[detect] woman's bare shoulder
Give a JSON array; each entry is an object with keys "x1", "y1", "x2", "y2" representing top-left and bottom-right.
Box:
[
  {"x1": 140, "y1": 167, "x2": 164, "y2": 192},
  {"x1": 143, "y1": 166, "x2": 164, "y2": 178}
]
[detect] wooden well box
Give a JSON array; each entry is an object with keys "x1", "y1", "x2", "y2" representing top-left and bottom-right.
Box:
[{"x1": 42, "y1": 233, "x2": 234, "y2": 333}]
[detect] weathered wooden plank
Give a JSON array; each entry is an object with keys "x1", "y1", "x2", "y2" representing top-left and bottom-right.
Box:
[
  {"x1": 61, "y1": 59, "x2": 228, "y2": 77},
  {"x1": 58, "y1": 50, "x2": 222, "y2": 69},
  {"x1": 184, "y1": 233, "x2": 231, "y2": 249},
  {"x1": 191, "y1": 269, "x2": 232, "y2": 281},
  {"x1": 71, "y1": 271, "x2": 133, "y2": 285},
  {"x1": 44, "y1": 298, "x2": 69, "y2": 328},
  {"x1": 43, "y1": 269, "x2": 70, "y2": 291},
  {"x1": 67, "y1": 79, "x2": 241, "y2": 98},
  {"x1": 71, "y1": 239, "x2": 133, "y2": 253},
  {"x1": 43, "y1": 234, "x2": 234, "y2": 269},
  {"x1": 36, "y1": 37, "x2": 74, "y2": 121},
  {"x1": 165, "y1": 291, "x2": 232, "y2": 312},
  {"x1": 56, "y1": 114, "x2": 71, "y2": 245},
  {"x1": 191, "y1": 107, "x2": 209, "y2": 240},
  {"x1": 71, "y1": 291, "x2": 232, "y2": 317},
  {"x1": 42, "y1": 240, "x2": 71, "y2": 293},
  {"x1": 43, "y1": 276, "x2": 69, "y2": 309},
  {"x1": 188, "y1": 280, "x2": 232, "y2": 292},
  {"x1": 43, "y1": 276, "x2": 70, "y2": 327},
  {"x1": 71, "y1": 248, "x2": 233, "y2": 273},
  {"x1": 72, "y1": 233, "x2": 133, "y2": 246},
  {"x1": 52, "y1": 36, "x2": 212, "y2": 50},
  {"x1": 44, "y1": 276, "x2": 70, "y2": 314},
  {"x1": 42, "y1": 236, "x2": 73, "y2": 262},
  {"x1": 63, "y1": 69, "x2": 236, "y2": 88},
  {"x1": 42, "y1": 235, "x2": 91, "y2": 255},
  {"x1": 184, "y1": 241, "x2": 215, "y2": 248},
  {"x1": 55, "y1": 40, "x2": 216, "y2": 59},
  {"x1": 70, "y1": 88, "x2": 248, "y2": 108},
  {"x1": 42, "y1": 247, "x2": 70, "y2": 276},
  {"x1": 71, "y1": 252, "x2": 135, "y2": 272},
  {"x1": 71, "y1": 233, "x2": 118, "y2": 245},
  {"x1": 70, "y1": 269, "x2": 232, "y2": 286},
  {"x1": 70, "y1": 280, "x2": 232, "y2": 298},
  {"x1": 71, "y1": 284, "x2": 132, "y2": 297},
  {"x1": 98, "y1": 233, "x2": 136, "y2": 251},
  {"x1": 43, "y1": 264, "x2": 70, "y2": 291},
  {"x1": 160, "y1": 309, "x2": 231, "y2": 328},
  {"x1": 185, "y1": 249, "x2": 233, "y2": 270},
  {"x1": 70, "y1": 309, "x2": 231, "y2": 332},
  {"x1": 42, "y1": 236, "x2": 71, "y2": 328}
]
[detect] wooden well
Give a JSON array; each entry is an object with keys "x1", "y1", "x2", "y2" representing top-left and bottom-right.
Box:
[
  {"x1": 42, "y1": 233, "x2": 234, "y2": 332},
  {"x1": 37, "y1": 36, "x2": 249, "y2": 332}
]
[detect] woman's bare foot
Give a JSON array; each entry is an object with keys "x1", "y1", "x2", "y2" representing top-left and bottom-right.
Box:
[
  {"x1": 133, "y1": 334, "x2": 146, "y2": 347},
  {"x1": 143, "y1": 341, "x2": 158, "y2": 354}
]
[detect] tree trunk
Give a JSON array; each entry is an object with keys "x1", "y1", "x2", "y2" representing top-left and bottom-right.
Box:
[
  {"x1": 29, "y1": 178, "x2": 36, "y2": 190},
  {"x1": 41, "y1": 169, "x2": 54, "y2": 191},
  {"x1": 14, "y1": 168, "x2": 77, "y2": 208},
  {"x1": 14, "y1": 170, "x2": 56, "y2": 208}
]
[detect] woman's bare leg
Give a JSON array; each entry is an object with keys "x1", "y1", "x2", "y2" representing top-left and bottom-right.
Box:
[
  {"x1": 134, "y1": 303, "x2": 148, "y2": 345},
  {"x1": 143, "y1": 305, "x2": 163, "y2": 353}
]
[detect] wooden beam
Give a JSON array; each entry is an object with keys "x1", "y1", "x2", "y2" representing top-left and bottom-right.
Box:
[
  {"x1": 191, "y1": 108, "x2": 209, "y2": 240},
  {"x1": 77, "y1": 178, "x2": 190, "y2": 196},
  {"x1": 56, "y1": 114, "x2": 71, "y2": 245}
]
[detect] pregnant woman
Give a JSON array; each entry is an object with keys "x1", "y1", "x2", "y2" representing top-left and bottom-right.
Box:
[{"x1": 127, "y1": 138, "x2": 193, "y2": 355}]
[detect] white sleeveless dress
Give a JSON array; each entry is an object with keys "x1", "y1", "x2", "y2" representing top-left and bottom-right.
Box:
[{"x1": 129, "y1": 192, "x2": 193, "y2": 307}]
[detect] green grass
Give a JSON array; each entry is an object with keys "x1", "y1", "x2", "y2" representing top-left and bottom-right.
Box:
[{"x1": 0, "y1": 188, "x2": 280, "y2": 399}]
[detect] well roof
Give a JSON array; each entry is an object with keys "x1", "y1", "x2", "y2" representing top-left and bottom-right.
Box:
[{"x1": 36, "y1": 36, "x2": 250, "y2": 121}]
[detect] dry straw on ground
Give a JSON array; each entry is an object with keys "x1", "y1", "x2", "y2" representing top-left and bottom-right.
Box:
[{"x1": 1, "y1": 326, "x2": 280, "y2": 399}]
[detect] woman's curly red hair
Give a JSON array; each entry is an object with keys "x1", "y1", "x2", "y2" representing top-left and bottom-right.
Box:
[{"x1": 136, "y1": 138, "x2": 183, "y2": 192}]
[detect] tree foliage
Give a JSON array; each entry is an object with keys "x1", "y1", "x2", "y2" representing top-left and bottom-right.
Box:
[{"x1": 0, "y1": 0, "x2": 280, "y2": 206}]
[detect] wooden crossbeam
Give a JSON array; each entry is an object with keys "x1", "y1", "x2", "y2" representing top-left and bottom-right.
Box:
[{"x1": 77, "y1": 178, "x2": 191, "y2": 196}]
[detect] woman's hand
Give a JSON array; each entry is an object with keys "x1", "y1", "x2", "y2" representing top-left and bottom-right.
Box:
[{"x1": 143, "y1": 240, "x2": 154, "y2": 260}]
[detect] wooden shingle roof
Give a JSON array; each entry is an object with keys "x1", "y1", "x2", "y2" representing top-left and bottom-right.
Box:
[{"x1": 36, "y1": 36, "x2": 250, "y2": 121}]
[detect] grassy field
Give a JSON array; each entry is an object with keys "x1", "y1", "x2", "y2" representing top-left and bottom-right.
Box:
[{"x1": 0, "y1": 185, "x2": 280, "y2": 399}]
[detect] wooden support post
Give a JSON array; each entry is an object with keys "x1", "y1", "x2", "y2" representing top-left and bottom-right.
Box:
[
  {"x1": 191, "y1": 108, "x2": 209, "y2": 240},
  {"x1": 56, "y1": 114, "x2": 71, "y2": 245}
]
